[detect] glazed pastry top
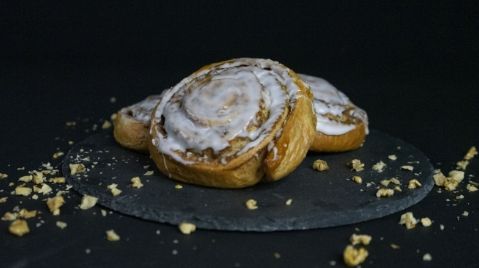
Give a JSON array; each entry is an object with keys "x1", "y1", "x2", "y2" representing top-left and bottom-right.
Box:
[
  {"x1": 119, "y1": 94, "x2": 163, "y2": 124},
  {"x1": 151, "y1": 58, "x2": 303, "y2": 165},
  {"x1": 299, "y1": 74, "x2": 369, "y2": 135}
]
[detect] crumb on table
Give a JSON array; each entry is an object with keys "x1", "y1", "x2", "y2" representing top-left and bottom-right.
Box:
[{"x1": 312, "y1": 159, "x2": 329, "y2": 172}]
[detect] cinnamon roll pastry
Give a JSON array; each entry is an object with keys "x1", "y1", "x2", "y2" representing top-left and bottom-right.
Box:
[
  {"x1": 113, "y1": 94, "x2": 163, "y2": 151},
  {"x1": 149, "y1": 58, "x2": 316, "y2": 188},
  {"x1": 299, "y1": 74, "x2": 369, "y2": 153}
]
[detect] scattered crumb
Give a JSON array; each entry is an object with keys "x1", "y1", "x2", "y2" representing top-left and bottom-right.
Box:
[
  {"x1": 350, "y1": 234, "x2": 372, "y2": 246},
  {"x1": 175, "y1": 184, "x2": 183, "y2": 190},
  {"x1": 462, "y1": 211, "x2": 469, "y2": 217},
  {"x1": 79, "y1": 195, "x2": 98, "y2": 210},
  {"x1": 33, "y1": 183, "x2": 52, "y2": 195},
  {"x1": 52, "y1": 151, "x2": 64, "y2": 159},
  {"x1": 0, "y1": 197, "x2": 7, "y2": 203},
  {"x1": 106, "y1": 229, "x2": 120, "y2": 241},
  {"x1": 401, "y1": 165, "x2": 414, "y2": 171},
  {"x1": 109, "y1": 97, "x2": 117, "y2": 103},
  {"x1": 399, "y1": 212, "x2": 418, "y2": 229},
  {"x1": 349, "y1": 159, "x2": 365, "y2": 172},
  {"x1": 130, "y1": 177, "x2": 143, "y2": 189},
  {"x1": 390, "y1": 243, "x2": 400, "y2": 249},
  {"x1": 312, "y1": 159, "x2": 329, "y2": 171},
  {"x1": 388, "y1": 155, "x2": 397, "y2": 161},
  {"x1": 178, "y1": 222, "x2": 196, "y2": 235},
  {"x1": 56, "y1": 221, "x2": 68, "y2": 229},
  {"x1": 376, "y1": 188, "x2": 394, "y2": 198},
  {"x1": 380, "y1": 177, "x2": 401, "y2": 187},
  {"x1": 47, "y1": 196, "x2": 65, "y2": 216},
  {"x1": 9, "y1": 219, "x2": 30, "y2": 237},
  {"x1": 31, "y1": 194, "x2": 38, "y2": 200},
  {"x1": 464, "y1": 146, "x2": 477, "y2": 160},
  {"x1": 394, "y1": 186, "x2": 402, "y2": 192},
  {"x1": 285, "y1": 198, "x2": 293, "y2": 206},
  {"x1": 245, "y1": 199, "x2": 258, "y2": 210},
  {"x1": 18, "y1": 209, "x2": 37, "y2": 219},
  {"x1": 466, "y1": 183, "x2": 478, "y2": 192},
  {"x1": 421, "y1": 217, "x2": 432, "y2": 227},
  {"x1": 352, "y1": 176, "x2": 362, "y2": 184},
  {"x1": 0, "y1": 173, "x2": 8, "y2": 179},
  {"x1": 273, "y1": 252, "x2": 281, "y2": 259},
  {"x1": 32, "y1": 171, "x2": 45, "y2": 184},
  {"x1": 101, "y1": 209, "x2": 107, "y2": 217},
  {"x1": 65, "y1": 121, "x2": 77, "y2": 127},
  {"x1": 440, "y1": 224, "x2": 445, "y2": 230},
  {"x1": 107, "y1": 183, "x2": 122, "y2": 196},
  {"x1": 85, "y1": 248, "x2": 91, "y2": 254},
  {"x1": 102, "y1": 120, "x2": 112, "y2": 129},
  {"x1": 144, "y1": 170, "x2": 154, "y2": 176},
  {"x1": 423, "y1": 253, "x2": 432, "y2": 262},
  {"x1": 49, "y1": 177, "x2": 66, "y2": 184},
  {"x1": 15, "y1": 186, "x2": 32, "y2": 196},
  {"x1": 434, "y1": 170, "x2": 464, "y2": 191},
  {"x1": 456, "y1": 194, "x2": 464, "y2": 200},
  {"x1": 2, "y1": 212, "x2": 17, "y2": 221},
  {"x1": 408, "y1": 179, "x2": 422, "y2": 189},
  {"x1": 372, "y1": 161, "x2": 386, "y2": 173},
  {"x1": 456, "y1": 160, "x2": 469, "y2": 170},
  {"x1": 69, "y1": 163, "x2": 86, "y2": 175},
  {"x1": 18, "y1": 175, "x2": 33, "y2": 182},
  {"x1": 343, "y1": 245, "x2": 368, "y2": 267}
]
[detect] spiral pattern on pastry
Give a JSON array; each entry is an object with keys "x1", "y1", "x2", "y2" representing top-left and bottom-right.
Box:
[
  {"x1": 299, "y1": 74, "x2": 369, "y2": 152},
  {"x1": 149, "y1": 58, "x2": 316, "y2": 188}
]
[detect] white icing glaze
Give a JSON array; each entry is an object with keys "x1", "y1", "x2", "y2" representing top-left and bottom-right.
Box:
[
  {"x1": 299, "y1": 74, "x2": 369, "y2": 135},
  {"x1": 152, "y1": 58, "x2": 299, "y2": 165},
  {"x1": 121, "y1": 94, "x2": 164, "y2": 124}
]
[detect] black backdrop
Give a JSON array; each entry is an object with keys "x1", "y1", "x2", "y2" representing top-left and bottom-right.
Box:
[{"x1": 1, "y1": 1, "x2": 479, "y2": 267}]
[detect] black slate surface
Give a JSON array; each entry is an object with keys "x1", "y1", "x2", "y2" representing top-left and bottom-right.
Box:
[{"x1": 63, "y1": 130, "x2": 434, "y2": 231}]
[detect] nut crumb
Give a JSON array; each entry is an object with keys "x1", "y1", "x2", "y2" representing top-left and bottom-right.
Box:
[
  {"x1": 102, "y1": 120, "x2": 112, "y2": 129},
  {"x1": 390, "y1": 243, "x2": 400, "y2": 249},
  {"x1": 372, "y1": 161, "x2": 386, "y2": 172},
  {"x1": 343, "y1": 245, "x2": 368, "y2": 267},
  {"x1": 175, "y1": 184, "x2": 183, "y2": 189},
  {"x1": 144, "y1": 170, "x2": 154, "y2": 176},
  {"x1": 178, "y1": 222, "x2": 196, "y2": 235},
  {"x1": 52, "y1": 151, "x2": 64, "y2": 159},
  {"x1": 273, "y1": 252, "x2": 281, "y2": 259},
  {"x1": 349, "y1": 159, "x2": 364, "y2": 172},
  {"x1": 107, "y1": 183, "x2": 122, "y2": 196},
  {"x1": 101, "y1": 209, "x2": 107, "y2": 217},
  {"x1": 130, "y1": 177, "x2": 144, "y2": 189},
  {"x1": 408, "y1": 179, "x2": 422, "y2": 189},
  {"x1": 285, "y1": 198, "x2": 293, "y2": 206},
  {"x1": 462, "y1": 211, "x2": 469, "y2": 217},
  {"x1": 56, "y1": 221, "x2": 68, "y2": 229},
  {"x1": 440, "y1": 224, "x2": 445, "y2": 230},
  {"x1": 423, "y1": 253, "x2": 432, "y2": 262},
  {"x1": 69, "y1": 163, "x2": 86, "y2": 175},
  {"x1": 401, "y1": 165, "x2": 414, "y2": 171},
  {"x1": 18, "y1": 175, "x2": 33, "y2": 182},
  {"x1": 376, "y1": 188, "x2": 394, "y2": 198},
  {"x1": 0, "y1": 173, "x2": 8, "y2": 179},
  {"x1": 388, "y1": 155, "x2": 397, "y2": 161},
  {"x1": 399, "y1": 212, "x2": 418, "y2": 229},
  {"x1": 9, "y1": 219, "x2": 30, "y2": 237},
  {"x1": 312, "y1": 159, "x2": 329, "y2": 171},
  {"x1": 456, "y1": 160, "x2": 469, "y2": 170},
  {"x1": 32, "y1": 171, "x2": 45, "y2": 184},
  {"x1": 33, "y1": 183, "x2": 52, "y2": 195},
  {"x1": 464, "y1": 146, "x2": 477, "y2": 160},
  {"x1": 352, "y1": 176, "x2": 362, "y2": 184},
  {"x1": 0, "y1": 197, "x2": 7, "y2": 203},
  {"x1": 420, "y1": 217, "x2": 432, "y2": 227},
  {"x1": 350, "y1": 234, "x2": 372, "y2": 246},
  {"x1": 106, "y1": 229, "x2": 120, "y2": 241},
  {"x1": 47, "y1": 196, "x2": 65, "y2": 216},
  {"x1": 15, "y1": 186, "x2": 32, "y2": 196},
  {"x1": 79, "y1": 195, "x2": 98, "y2": 210},
  {"x1": 466, "y1": 183, "x2": 478, "y2": 192},
  {"x1": 245, "y1": 199, "x2": 258, "y2": 210},
  {"x1": 18, "y1": 209, "x2": 37, "y2": 219},
  {"x1": 433, "y1": 170, "x2": 464, "y2": 191},
  {"x1": 49, "y1": 177, "x2": 66, "y2": 184},
  {"x1": 2, "y1": 212, "x2": 17, "y2": 221}
]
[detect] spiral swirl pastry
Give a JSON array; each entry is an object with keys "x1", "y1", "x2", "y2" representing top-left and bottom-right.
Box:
[
  {"x1": 299, "y1": 74, "x2": 369, "y2": 152},
  {"x1": 113, "y1": 94, "x2": 163, "y2": 151},
  {"x1": 149, "y1": 58, "x2": 316, "y2": 188}
]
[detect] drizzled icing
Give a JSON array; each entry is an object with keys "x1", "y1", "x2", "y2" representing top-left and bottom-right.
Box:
[
  {"x1": 299, "y1": 74, "x2": 369, "y2": 136},
  {"x1": 151, "y1": 58, "x2": 300, "y2": 165},
  {"x1": 120, "y1": 94, "x2": 164, "y2": 124}
]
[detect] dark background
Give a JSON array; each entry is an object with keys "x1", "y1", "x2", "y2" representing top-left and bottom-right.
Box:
[{"x1": 1, "y1": 1, "x2": 478, "y2": 267}]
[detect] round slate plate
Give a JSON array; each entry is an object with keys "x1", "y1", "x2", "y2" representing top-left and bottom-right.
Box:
[{"x1": 63, "y1": 130, "x2": 434, "y2": 231}]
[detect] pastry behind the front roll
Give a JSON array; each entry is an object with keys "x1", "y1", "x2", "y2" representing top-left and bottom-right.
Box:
[{"x1": 299, "y1": 74, "x2": 369, "y2": 153}]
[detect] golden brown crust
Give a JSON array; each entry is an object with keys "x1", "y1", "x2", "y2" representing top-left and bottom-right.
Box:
[
  {"x1": 310, "y1": 121, "x2": 366, "y2": 153},
  {"x1": 148, "y1": 58, "x2": 316, "y2": 188},
  {"x1": 113, "y1": 112, "x2": 150, "y2": 152}
]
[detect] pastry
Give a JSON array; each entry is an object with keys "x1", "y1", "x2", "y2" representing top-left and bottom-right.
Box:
[
  {"x1": 299, "y1": 74, "x2": 369, "y2": 152},
  {"x1": 113, "y1": 94, "x2": 163, "y2": 151},
  {"x1": 149, "y1": 58, "x2": 316, "y2": 188}
]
